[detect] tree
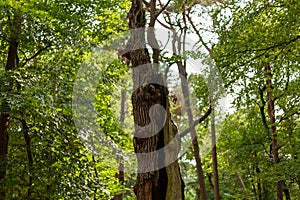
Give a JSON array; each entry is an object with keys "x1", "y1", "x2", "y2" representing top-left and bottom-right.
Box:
[
  {"x1": 0, "y1": 0, "x2": 131, "y2": 198},
  {"x1": 122, "y1": 0, "x2": 184, "y2": 199},
  {"x1": 212, "y1": 0, "x2": 300, "y2": 199}
]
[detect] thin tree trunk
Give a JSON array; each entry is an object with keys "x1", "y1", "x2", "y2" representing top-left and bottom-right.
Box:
[
  {"x1": 256, "y1": 168, "x2": 262, "y2": 200},
  {"x1": 20, "y1": 119, "x2": 33, "y2": 198},
  {"x1": 264, "y1": 57, "x2": 283, "y2": 200},
  {"x1": 114, "y1": 163, "x2": 124, "y2": 200},
  {"x1": 253, "y1": 153, "x2": 262, "y2": 200},
  {"x1": 207, "y1": 173, "x2": 214, "y2": 190},
  {"x1": 92, "y1": 155, "x2": 99, "y2": 200},
  {"x1": 114, "y1": 89, "x2": 126, "y2": 200},
  {"x1": 157, "y1": 4, "x2": 209, "y2": 198},
  {"x1": 211, "y1": 107, "x2": 220, "y2": 200},
  {"x1": 235, "y1": 171, "x2": 247, "y2": 191},
  {"x1": 282, "y1": 182, "x2": 290, "y2": 200},
  {"x1": 176, "y1": 60, "x2": 207, "y2": 200},
  {"x1": 252, "y1": 183, "x2": 257, "y2": 199},
  {"x1": 171, "y1": 19, "x2": 207, "y2": 197},
  {"x1": 0, "y1": 12, "x2": 21, "y2": 199}
]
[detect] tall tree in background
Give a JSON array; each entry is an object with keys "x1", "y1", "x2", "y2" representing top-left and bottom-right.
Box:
[
  {"x1": 212, "y1": 0, "x2": 300, "y2": 199},
  {"x1": 0, "y1": 1, "x2": 130, "y2": 198},
  {"x1": 156, "y1": 1, "x2": 223, "y2": 198},
  {"x1": 0, "y1": 10, "x2": 21, "y2": 200}
]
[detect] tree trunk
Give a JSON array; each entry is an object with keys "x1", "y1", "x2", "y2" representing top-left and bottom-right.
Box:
[
  {"x1": 264, "y1": 58, "x2": 283, "y2": 200},
  {"x1": 20, "y1": 119, "x2": 33, "y2": 198},
  {"x1": 114, "y1": 163, "x2": 124, "y2": 200},
  {"x1": 114, "y1": 89, "x2": 126, "y2": 200},
  {"x1": 235, "y1": 171, "x2": 248, "y2": 197},
  {"x1": 0, "y1": 12, "x2": 21, "y2": 199},
  {"x1": 125, "y1": 0, "x2": 184, "y2": 199},
  {"x1": 256, "y1": 167, "x2": 262, "y2": 200},
  {"x1": 176, "y1": 58, "x2": 207, "y2": 200},
  {"x1": 253, "y1": 152, "x2": 262, "y2": 200},
  {"x1": 157, "y1": 5, "x2": 209, "y2": 198},
  {"x1": 282, "y1": 182, "x2": 290, "y2": 200},
  {"x1": 210, "y1": 107, "x2": 220, "y2": 200}
]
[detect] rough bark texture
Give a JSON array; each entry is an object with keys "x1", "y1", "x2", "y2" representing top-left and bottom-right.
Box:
[
  {"x1": 0, "y1": 12, "x2": 20, "y2": 199},
  {"x1": 125, "y1": 0, "x2": 184, "y2": 199},
  {"x1": 264, "y1": 59, "x2": 283, "y2": 200}
]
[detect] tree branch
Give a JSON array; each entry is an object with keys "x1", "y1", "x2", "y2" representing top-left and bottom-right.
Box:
[
  {"x1": 186, "y1": 10, "x2": 212, "y2": 53},
  {"x1": 239, "y1": 35, "x2": 300, "y2": 54},
  {"x1": 157, "y1": 19, "x2": 172, "y2": 30},
  {"x1": 179, "y1": 105, "x2": 212, "y2": 138},
  {"x1": 142, "y1": 0, "x2": 150, "y2": 8},
  {"x1": 235, "y1": 171, "x2": 248, "y2": 192},
  {"x1": 21, "y1": 44, "x2": 51, "y2": 67},
  {"x1": 155, "y1": 0, "x2": 171, "y2": 20}
]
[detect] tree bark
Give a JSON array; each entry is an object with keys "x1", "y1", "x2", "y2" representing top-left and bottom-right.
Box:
[
  {"x1": 264, "y1": 58, "x2": 283, "y2": 200},
  {"x1": 0, "y1": 11, "x2": 21, "y2": 199},
  {"x1": 125, "y1": 0, "x2": 184, "y2": 199},
  {"x1": 253, "y1": 152, "x2": 262, "y2": 200}
]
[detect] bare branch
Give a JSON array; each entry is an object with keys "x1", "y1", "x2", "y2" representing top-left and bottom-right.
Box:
[
  {"x1": 179, "y1": 106, "x2": 212, "y2": 138},
  {"x1": 235, "y1": 171, "x2": 248, "y2": 192},
  {"x1": 155, "y1": 0, "x2": 171, "y2": 19},
  {"x1": 186, "y1": 10, "x2": 212, "y2": 53},
  {"x1": 21, "y1": 45, "x2": 51, "y2": 67},
  {"x1": 157, "y1": 19, "x2": 172, "y2": 30}
]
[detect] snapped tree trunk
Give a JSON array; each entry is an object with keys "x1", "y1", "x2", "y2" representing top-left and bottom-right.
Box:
[
  {"x1": 0, "y1": 11, "x2": 21, "y2": 199},
  {"x1": 124, "y1": 0, "x2": 184, "y2": 199}
]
